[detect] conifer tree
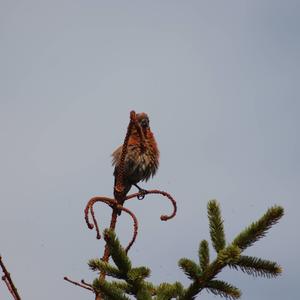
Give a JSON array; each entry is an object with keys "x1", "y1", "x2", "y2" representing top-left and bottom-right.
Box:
[{"x1": 85, "y1": 200, "x2": 283, "y2": 300}]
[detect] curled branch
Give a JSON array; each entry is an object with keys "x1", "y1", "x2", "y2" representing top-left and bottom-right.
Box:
[
  {"x1": 84, "y1": 196, "x2": 115, "y2": 239},
  {"x1": 125, "y1": 189, "x2": 177, "y2": 221},
  {"x1": 120, "y1": 206, "x2": 139, "y2": 253},
  {"x1": 84, "y1": 196, "x2": 139, "y2": 252}
]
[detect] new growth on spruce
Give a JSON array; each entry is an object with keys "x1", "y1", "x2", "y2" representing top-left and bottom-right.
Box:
[
  {"x1": 177, "y1": 200, "x2": 282, "y2": 300},
  {"x1": 85, "y1": 200, "x2": 283, "y2": 300},
  {"x1": 88, "y1": 229, "x2": 183, "y2": 300}
]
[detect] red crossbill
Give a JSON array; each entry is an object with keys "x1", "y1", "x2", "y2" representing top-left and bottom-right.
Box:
[{"x1": 112, "y1": 112, "x2": 159, "y2": 215}]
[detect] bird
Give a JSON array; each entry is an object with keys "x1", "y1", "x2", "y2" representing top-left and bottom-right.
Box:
[{"x1": 112, "y1": 112, "x2": 159, "y2": 215}]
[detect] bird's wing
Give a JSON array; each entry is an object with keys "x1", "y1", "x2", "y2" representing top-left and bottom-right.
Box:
[{"x1": 112, "y1": 144, "x2": 140, "y2": 178}]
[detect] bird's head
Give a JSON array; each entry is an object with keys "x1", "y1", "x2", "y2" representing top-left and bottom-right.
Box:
[{"x1": 136, "y1": 112, "x2": 150, "y2": 129}]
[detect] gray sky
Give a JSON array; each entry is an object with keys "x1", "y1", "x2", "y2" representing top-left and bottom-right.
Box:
[{"x1": 0, "y1": 1, "x2": 299, "y2": 299}]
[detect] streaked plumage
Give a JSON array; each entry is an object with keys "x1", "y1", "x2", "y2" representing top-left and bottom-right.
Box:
[{"x1": 112, "y1": 113, "x2": 159, "y2": 214}]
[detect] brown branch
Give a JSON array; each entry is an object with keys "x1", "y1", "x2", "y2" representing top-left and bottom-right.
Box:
[
  {"x1": 84, "y1": 196, "x2": 139, "y2": 254},
  {"x1": 125, "y1": 189, "x2": 177, "y2": 221},
  {"x1": 84, "y1": 196, "x2": 115, "y2": 236},
  {"x1": 2, "y1": 276, "x2": 17, "y2": 300},
  {"x1": 90, "y1": 204, "x2": 101, "y2": 239},
  {"x1": 114, "y1": 110, "x2": 136, "y2": 196},
  {"x1": 0, "y1": 256, "x2": 21, "y2": 300},
  {"x1": 81, "y1": 279, "x2": 93, "y2": 288},
  {"x1": 64, "y1": 276, "x2": 93, "y2": 292},
  {"x1": 121, "y1": 206, "x2": 139, "y2": 252},
  {"x1": 100, "y1": 209, "x2": 118, "y2": 281}
]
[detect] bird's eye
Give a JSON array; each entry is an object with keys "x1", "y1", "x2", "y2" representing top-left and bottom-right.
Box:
[{"x1": 140, "y1": 118, "x2": 149, "y2": 128}]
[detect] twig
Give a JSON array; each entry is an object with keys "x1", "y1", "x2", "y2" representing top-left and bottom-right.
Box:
[
  {"x1": 2, "y1": 276, "x2": 17, "y2": 300},
  {"x1": 64, "y1": 276, "x2": 93, "y2": 291},
  {"x1": 90, "y1": 204, "x2": 101, "y2": 239},
  {"x1": 81, "y1": 279, "x2": 93, "y2": 288},
  {"x1": 100, "y1": 209, "x2": 118, "y2": 281},
  {"x1": 0, "y1": 256, "x2": 21, "y2": 300},
  {"x1": 122, "y1": 206, "x2": 139, "y2": 252}
]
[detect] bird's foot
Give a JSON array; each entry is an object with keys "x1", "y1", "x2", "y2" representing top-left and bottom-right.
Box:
[
  {"x1": 134, "y1": 184, "x2": 148, "y2": 200},
  {"x1": 137, "y1": 189, "x2": 147, "y2": 200}
]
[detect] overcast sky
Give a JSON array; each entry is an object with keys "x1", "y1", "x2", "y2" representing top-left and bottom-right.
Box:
[{"x1": 0, "y1": 1, "x2": 299, "y2": 299}]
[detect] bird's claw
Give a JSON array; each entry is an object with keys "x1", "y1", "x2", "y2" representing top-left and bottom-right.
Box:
[
  {"x1": 133, "y1": 183, "x2": 148, "y2": 200},
  {"x1": 137, "y1": 189, "x2": 147, "y2": 200}
]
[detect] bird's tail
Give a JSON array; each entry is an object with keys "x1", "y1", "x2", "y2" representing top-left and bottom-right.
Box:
[
  {"x1": 116, "y1": 199, "x2": 124, "y2": 216},
  {"x1": 113, "y1": 180, "x2": 132, "y2": 216}
]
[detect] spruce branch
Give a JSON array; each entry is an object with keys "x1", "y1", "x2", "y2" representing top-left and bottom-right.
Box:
[
  {"x1": 229, "y1": 255, "x2": 282, "y2": 278},
  {"x1": 128, "y1": 267, "x2": 151, "y2": 281},
  {"x1": 199, "y1": 240, "x2": 210, "y2": 271},
  {"x1": 136, "y1": 287, "x2": 153, "y2": 300},
  {"x1": 93, "y1": 278, "x2": 131, "y2": 300},
  {"x1": 111, "y1": 280, "x2": 156, "y2": 297},
  {"x1": 217, "y1": 245, "x2": 241, "y2": 265},
  {"x1": 93, "y1": 230, "x2": 155, "y2": 299},
  {"x1": 140, "y1": 281, "x2": 157, "y2": 295},
  {"x1": 103, "y1": 229, "x2": 132, "y2": 274},
  {"x1": 131, "y1": 281, "x2": 155, "y2": 299},
  {"x1": 207, "y1": 200, "x2": 226, "y2": 252},
  {"x1": 155, "y1": 282, "x2": 184, "y2": 300},
  {"x1": 109, "y1": 281, "x2": 132, "y2": 293},
  {"x1": 205, "y1": 280, "x2": 241, "y2": 299},
  {"x1": 178, "y1": 245, "x2": 240, "y2": 300},
  {"x1": 88, "y1": 259, "x2": 123, "y2": 279},
  {"x1": 178, "y1": 202, "x2": 283, "y2": 300},
  {"x1": 178, "y1": 258, "x2": 202, "y2": 280},
  {"x1": 232, "y1": 205, "x2": 284, "y2": 251},
  {"x1": 179, "y1": 281, "x2": 202, "y2": 300}
]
